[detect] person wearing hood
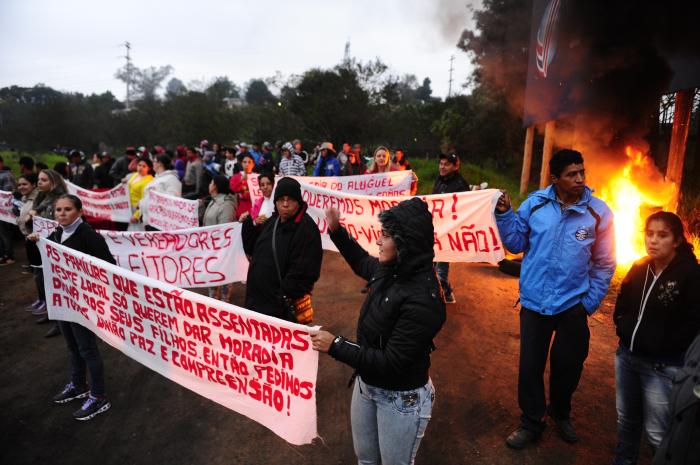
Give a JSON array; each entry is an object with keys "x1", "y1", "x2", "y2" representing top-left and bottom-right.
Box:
[
  {"x1": 312, "y1": 197, "x2": 446, "y2": 465},
  {"x1": 240, "y1": 177, "x2": 322, "y2": 322},
  {"x1": 134, "y1": 155, "x2": 182, "y2": 230},
  {"x1": 612, "y1": 212, "x2": 700, "y2": 465},
  {"x1": 278, "y1": 143, "x2": 307, "y2": 177},
  {"x1": 312, "y1": 142, "x2": 341, "y2": 177},
  {"x1": 496, "y1": 149, "x2": 616, "y2": 449}
]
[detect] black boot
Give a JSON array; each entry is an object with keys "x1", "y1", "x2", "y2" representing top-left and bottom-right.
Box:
[{"x1": 506, "y1": 427, "x2": 541, "y2": 449}]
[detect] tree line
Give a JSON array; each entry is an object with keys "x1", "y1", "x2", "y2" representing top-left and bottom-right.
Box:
[{"x1": 0, "y1": 3, "x2": 534, "y2": 177}]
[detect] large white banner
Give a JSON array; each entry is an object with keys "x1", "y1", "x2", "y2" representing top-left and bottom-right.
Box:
[
  {"x1": 40, "y1": 238, "x2": 319, "y2": 445},
  {"x1": 66, "y1": 182, "x2": 132, "y2": 223},
  {"x1": 0, "y1": 190, "x2": 16, "y2": 224},
  {"x1": 100, "y1": 223, "x2": 248, "y2": 288},
  {"x1": 248, "y1": 171, "x2": 416, "y2": 206},
  {"x1": 144, "y1": 189, "x2": 198, "y2": 231},
  {"x1": 302, "y1": 184, "x2": 505, "y2": 263}
]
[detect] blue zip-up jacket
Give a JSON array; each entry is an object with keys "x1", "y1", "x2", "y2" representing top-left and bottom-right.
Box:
[
  {"x1": 313, "y1": 155, "x2": 341, "y2": 177},
  {"x1": 496, "y1": 185, "x2": 616, "y2": 315}
]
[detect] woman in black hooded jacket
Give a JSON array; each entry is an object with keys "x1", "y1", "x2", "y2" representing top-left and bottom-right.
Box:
[
  {"x1": 613, "y1": 211, "x2": 700, "y2": 465},
  {"x1": 312, "y1": 197, "x2": 446, "y2": 465}
]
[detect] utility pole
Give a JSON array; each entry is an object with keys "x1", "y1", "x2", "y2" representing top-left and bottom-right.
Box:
[
  {"x1": 448, "y1": 55, "x2": 455, "y2": 98},
  {"x1": 123, "y1": 41, "x2": 132, "y2": 110}
]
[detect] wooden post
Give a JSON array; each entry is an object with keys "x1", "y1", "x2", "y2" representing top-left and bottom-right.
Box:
[
  {"x1": 520, "y1": 126, "x2": 535, "y2": 196},
  {"x1": 539, "y1": 120, "x2": 556, "y2": 188},
  {"x1": 666, "y1": 89, "x2": 694, "y2": 212}
]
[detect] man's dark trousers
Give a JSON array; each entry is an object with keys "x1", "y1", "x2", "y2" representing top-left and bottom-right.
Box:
[{"x1": 518, "y1": 304, "x2": 590, "y2": 434}]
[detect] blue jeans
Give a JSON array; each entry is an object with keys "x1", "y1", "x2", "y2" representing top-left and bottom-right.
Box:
[
  {"x1": 434, "y1": 262, "x2": 452, "y2": 296},
  {"x1": 614, "y1": 346, "x2": 679, "y2": 465},
  {"x1": 58, "y1": 321, "x2": 106, "y2": 397},
  {"x1": 351, "y1": 377, "x2": 434, "y2": 465}
]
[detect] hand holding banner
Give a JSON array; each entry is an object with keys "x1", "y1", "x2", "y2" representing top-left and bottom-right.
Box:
[
  {"x1": 32, "y1": 216, "x2": 59, "y2": 238},
  {"x1": 300, "y1": 183, "x2": 506, "y2": 263},
  {"x1": 0, "y1": 190, "x2": 16, "y2": 224}
]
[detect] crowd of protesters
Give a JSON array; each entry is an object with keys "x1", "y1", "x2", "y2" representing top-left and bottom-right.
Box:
[{"x1": 0, "y1": 143, "x2": 698, "y2": 465}]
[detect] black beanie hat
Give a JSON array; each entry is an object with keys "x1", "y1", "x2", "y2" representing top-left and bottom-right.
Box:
[{"x1": 274, "y1": 177, "x2": 303, "y2": 204}]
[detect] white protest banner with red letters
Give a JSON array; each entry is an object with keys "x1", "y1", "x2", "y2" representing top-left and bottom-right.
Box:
[
  {"x1": 99, "y1": 223, "x2": 248, "y2": 288},
  {"x1": 0, "y1": 190, "x2": 16, "y2": 224},
  {"x1": 248, "y1": 171, "x2": 416, "y2": 206},
  {"x1": 301, "y1": 184, "x2": 505, "y2": 263},
  {"x1": 32, "y1": 216, "x2": 59, "y2": 238},
  {"x1": 40, "y1": 238, "x2": 319, "y2": 445},
  {"x1": 66, "y1": 182, "x2": 132, "y2": 223},
  {"x1": 291, "y1": 171, "x2": 415, "y2": 196},
  {"x1": 144, "y1": 189, "x2": 198, "y2": 231}
]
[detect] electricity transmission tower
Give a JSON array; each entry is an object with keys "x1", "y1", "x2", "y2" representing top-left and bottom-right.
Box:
[
  {"x1": 448, "y1": 55, "x2": 455, "y2": 98},
  {"x1": 122, "y1": 41, "x2": 132, "y2": 109}
]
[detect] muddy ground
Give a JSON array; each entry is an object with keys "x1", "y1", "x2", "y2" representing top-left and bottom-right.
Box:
[{"x1": 0, "y1": 245, "x2": 650, "y2": 465}]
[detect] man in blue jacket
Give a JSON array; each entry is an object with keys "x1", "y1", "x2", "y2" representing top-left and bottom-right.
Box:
[{"x1": 496, "y1": 149, "x2": 616, "y2": 449}]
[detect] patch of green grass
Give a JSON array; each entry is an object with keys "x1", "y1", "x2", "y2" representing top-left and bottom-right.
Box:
[
  {"x1": 0, "y1": 150, "x2": 65, "y2": 177},
  {"x1": 412, "y1": 158, "x2": 524, "y2": 206}
]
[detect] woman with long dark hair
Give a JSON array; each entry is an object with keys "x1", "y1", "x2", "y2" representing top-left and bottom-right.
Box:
[
  {"x1": 28, "y1": 169, "x2": 68, "y2": 336},
  {"x1": 613, "y1": 211, "x2": 700, "y2": 465},
  {"x1": 312, "y1": 198, "x2": 446, "y2": 465}
]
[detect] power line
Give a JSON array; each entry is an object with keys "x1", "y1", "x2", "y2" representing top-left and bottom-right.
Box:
[{"x1": 448, "y1": 55, "x2": 455, "y2": 98}]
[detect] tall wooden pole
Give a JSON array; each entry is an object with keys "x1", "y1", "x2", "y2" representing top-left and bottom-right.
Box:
[
  {"x1": 520, "y1": 126, "x2": 535, "y2": 196},
  {"x1": 539, "y1": 120, "x2": 556, "y2": 188},
  {"x1": 666, "y1": 89, "x2": 694, "y2": 212}
]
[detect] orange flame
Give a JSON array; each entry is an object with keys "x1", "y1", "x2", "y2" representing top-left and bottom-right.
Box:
[{"x1": 598, "y1": 146, "x2": 677, "y2": 267}]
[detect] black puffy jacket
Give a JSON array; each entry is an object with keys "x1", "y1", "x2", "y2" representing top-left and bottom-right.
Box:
[
  {"x1": 329, "y1": 198, "x2": 446, "y2": 391},
  {"x1": 614, "y1": 253, "x2": 700, "y2": 361},
  {"x1": 652, "y1": 333, "x2": 700, "y2": 465}
]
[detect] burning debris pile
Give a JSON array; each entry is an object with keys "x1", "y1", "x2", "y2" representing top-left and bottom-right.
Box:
[{"x1": 598, "y1": 146, "x2": 678, "y2": 266}]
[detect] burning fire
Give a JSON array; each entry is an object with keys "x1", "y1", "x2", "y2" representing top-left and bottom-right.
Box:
[{"x1": 598, "y1": 146, "x2": 677, "y2": 267}]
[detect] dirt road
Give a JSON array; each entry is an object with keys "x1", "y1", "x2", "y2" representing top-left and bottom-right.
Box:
[{"x1": 0, "y1": 249, "x2": 647, "y2": 465}]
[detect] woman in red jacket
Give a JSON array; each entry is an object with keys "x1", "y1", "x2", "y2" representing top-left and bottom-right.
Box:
[{"x1": 229, "y1": 153, "x2": 255, "y2": 219}]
